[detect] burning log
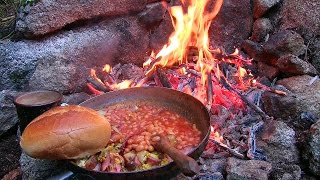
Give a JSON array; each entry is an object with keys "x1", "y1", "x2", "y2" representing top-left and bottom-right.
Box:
[
  {"x1": 154, "y1": 73, "x2": 163, "y2": 87},
  {"x1": 186, "y1": 68, "x2": 201, "y2": 77},
  {"x1": 177, "y1": 77, "x2": 197, "y2": 93},
  {"x1": 254, "y1": 82, "x2": 287, "y2": 96},
  {"x1": 135, "y1": 76, "x2": 151, "y2": 87},
  {"x1": 206, "y1": 73, "x2": 213, "y2": 110},
  {"x1": 189, "y1": 77, "x2": 197, "y2": 91},
  {"x1": 156, "y1": 66, "x2": 172, "y2": 88},
  {"x1": 103, "y1": 73, "x2": 116, "y2": 85},
  {"x1": 86, "y1": 83, "x2": 103, "y2": 96},
  {"x1": 220, "y1": 76, "x2": 270, "y2": 121},
  {"x1": 87, "y1": 76, "x2": 111, "y2": 92}
]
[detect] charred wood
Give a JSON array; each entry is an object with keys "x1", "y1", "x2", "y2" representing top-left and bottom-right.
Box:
[
  {"x1": 86, "y1": 83, "x2": 103, "y2": 95},
  {"x1": 247, "y1": 121, "x2": 265, "y2": 160},
  {"x1": 210, "y1": 139, "x2": 245, "y2": 159},
  {"x1": 255, "y1": 82, "x2": 287, "y2": 96},
  {"x1": 87, "y1": 76, "x2": 110, "y2": 92},
  {"x1": 186, "y1": 69, "x2": 201, "y2": 77},
  {"x1": 156, "y1": 66, "x2": 172, "y2": 88},
  {"x1": 201, "y1": 151, "x2": 229, "y2": 159},
  {"x1": 220, "y1": 76, "x2": 269, "y2": 121},
  {"x1": 103, "y1": 73, "x2": 116, "y2": 85}
]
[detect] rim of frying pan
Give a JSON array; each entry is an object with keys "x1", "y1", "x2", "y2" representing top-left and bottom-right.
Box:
[{"x1": 72, "y1": 87, "x2": 211, "y2": 175}]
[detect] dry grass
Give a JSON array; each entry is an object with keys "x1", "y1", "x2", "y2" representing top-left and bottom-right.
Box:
[{"x1": 0, "y1": 0, "x2": 36, "y2": 39}]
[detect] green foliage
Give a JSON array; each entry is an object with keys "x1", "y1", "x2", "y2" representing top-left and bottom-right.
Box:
[{"x1": 19, "y1": 0, "x2": 37, "y2": 6}]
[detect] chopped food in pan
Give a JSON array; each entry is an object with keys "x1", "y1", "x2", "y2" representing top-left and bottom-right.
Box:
[{"x1": 74, "y1": 102, "x2": 201, "y2": 172}]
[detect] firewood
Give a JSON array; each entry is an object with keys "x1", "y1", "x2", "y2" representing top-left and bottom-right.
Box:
[
  {"x1": 186, "y1": 68, "x2": 201, "y2": 77},
  {"x1": 156, "y1": 66, "x2": 172, "y2": 88},
  {"x1": 87, "y1": 76, "x2": 110, "y2": 92},
  {"x1": 255, "y1": 82, "x2": 287, "y2": 96},
  {"x1": 206, "y1": 73, "x2": 213, "y2": 110},
  {"x1": 86, "y1": 83, "x2": 103, "y2": 96},
  {"x1": 209, "y1": 139, "x2": 245, "y2": 159}
]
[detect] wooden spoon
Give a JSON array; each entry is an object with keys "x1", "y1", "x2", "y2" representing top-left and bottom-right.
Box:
[{"x1": 151, "y1": 134, "x2": 200, "y2": 176}]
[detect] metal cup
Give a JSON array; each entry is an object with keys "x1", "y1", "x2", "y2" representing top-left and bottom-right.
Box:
[{"x1": 13, "y1": 90, "x2": 62, "y2": 134}]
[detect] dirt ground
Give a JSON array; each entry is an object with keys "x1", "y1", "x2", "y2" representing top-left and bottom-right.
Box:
[{"x1": 0, "y1": 126, "x2": 21, "y2": 179}]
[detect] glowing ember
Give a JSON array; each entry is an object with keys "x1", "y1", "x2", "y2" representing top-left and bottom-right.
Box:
[
  {"x1": 102, "y1": 64, "x2": 112, "y2": 73},
  {"x1": 111, "y1": 80, "x2": 132, "y2": 90},
  {"x1": 90, "y1": 69, "x2": 104, "y2": 84},
  {"x1": 210, "y1": 126, "x2": 223, "y2": 142}
]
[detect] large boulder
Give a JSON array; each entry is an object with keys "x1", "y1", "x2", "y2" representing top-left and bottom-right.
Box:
[
  {"x1": 261, "y1": 85, "x2": 297, "y2": 120},
  {"x1": 28, "y1": 55, "x2": 80, "y2": 93},
  {"x1": 259, "y1": 121, "x2": 299, "y2": 164},
  {"x1": 226, "y1": 157, "x2": 272, "y2": 180},
  {"x1": 149, "y1": 13, "x2": 173, "y2": 52},
  {"x1": 138, "y1": 2, "x2": 167, "y2": 30},
  {"x1": 307, "y1": 120, "x2": 320, "y2": 176},
  {"x1": 262, "y1": 30, "x2": 306, "y2": 65},
  {"x1": 0, "y1": 90, "x2": 22, "y2": 136},
  {"x1": 251, "y1": 18, "x2": 273, "y2": 42},
  {"x1": 0, "y1": 41, "x2": 39, "y2": 90},
  {"x1": 275, "y1": 54, "x2": 318, "y2": 76},
  {"x1": 16, "y1": 0, "x2": 146, "y2": 37},
  {"x1": 241, "y1": 39, "x2": 264, "y2": 61},
  {"x1": 253, "y1": 0, "x2": 281, "y2": 19},
  {"x1": 150, "y1": 0, "x2": 253, "y2": 53},
  {"x1": 279, "y1": 0, "x2": 320, "y2": 35},
  {"x1": 1, "y1": 16, "x2": 149, "y2": 93},
  {"x1": 310, "y1": 37, "x2": 320, "y2": 73},
  {"x1": 257, "y1": 61, "x2": 279, "y2": 80},
  {"x1": 277, "y1": 75, "x2": 320, "y2": 118},
  {"x1": 210, "y1": 0, "x2": 253, "y2": 52}
]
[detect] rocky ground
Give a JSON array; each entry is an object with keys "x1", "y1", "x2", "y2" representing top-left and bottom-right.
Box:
[{"x1": 0, "y1": 126, "x2": 21, "y2": 179}]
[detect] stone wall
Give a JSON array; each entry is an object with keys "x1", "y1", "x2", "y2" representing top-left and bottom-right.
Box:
[{"x1": 1, "y1": 0, "x2": 253, "y2": 93}]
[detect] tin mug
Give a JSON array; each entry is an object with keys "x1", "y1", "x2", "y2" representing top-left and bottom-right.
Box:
[{"x1": 13, "y1": 90, "x2": 63, "y2": 133}]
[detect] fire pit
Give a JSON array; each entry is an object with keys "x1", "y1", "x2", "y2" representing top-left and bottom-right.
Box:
[{"x1": 0, "y1": 0, "x2": 319, "y2": 179}]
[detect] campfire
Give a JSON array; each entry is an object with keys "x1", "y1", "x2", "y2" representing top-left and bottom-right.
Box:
[{"x1": 85, "y1": 0, "x2": 286, "y2": 164}]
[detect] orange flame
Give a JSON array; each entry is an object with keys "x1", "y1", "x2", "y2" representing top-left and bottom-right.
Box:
[
  {"x1": 146, "y1": 0, "x2": 224, "y2": 84},
  {"x1": 112, "y1": 80, "x2": 132, "y2": 90},
  {"x1": 143, "y1": 51, "x2": 155, "y2": 68},
  {"x1": 90, "y1": 69, "x2": 104, "y2": 84},
  {"x1": 238, "y1": 67, "x2": 247, "y2": 77},
  {"x1": 210, "y1": 126, "x2": 223, "y2": 142},
  {"x1": 143, "y1": 59, "x2": 152, "y2": 68}
]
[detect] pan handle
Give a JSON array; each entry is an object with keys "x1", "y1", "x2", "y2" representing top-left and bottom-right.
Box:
[{"x1": 152, "y1": 135, "x2": 200, "y2": 176}]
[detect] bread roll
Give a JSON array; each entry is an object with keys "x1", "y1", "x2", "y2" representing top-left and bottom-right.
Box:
[{"x1": 20, "y1": 105, "x2": 111, "y2": 160}]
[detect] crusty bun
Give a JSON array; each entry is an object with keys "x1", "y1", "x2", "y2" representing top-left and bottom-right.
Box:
[{"x1": 20, "y1": 105, "x2": 111, "y2": 160}]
